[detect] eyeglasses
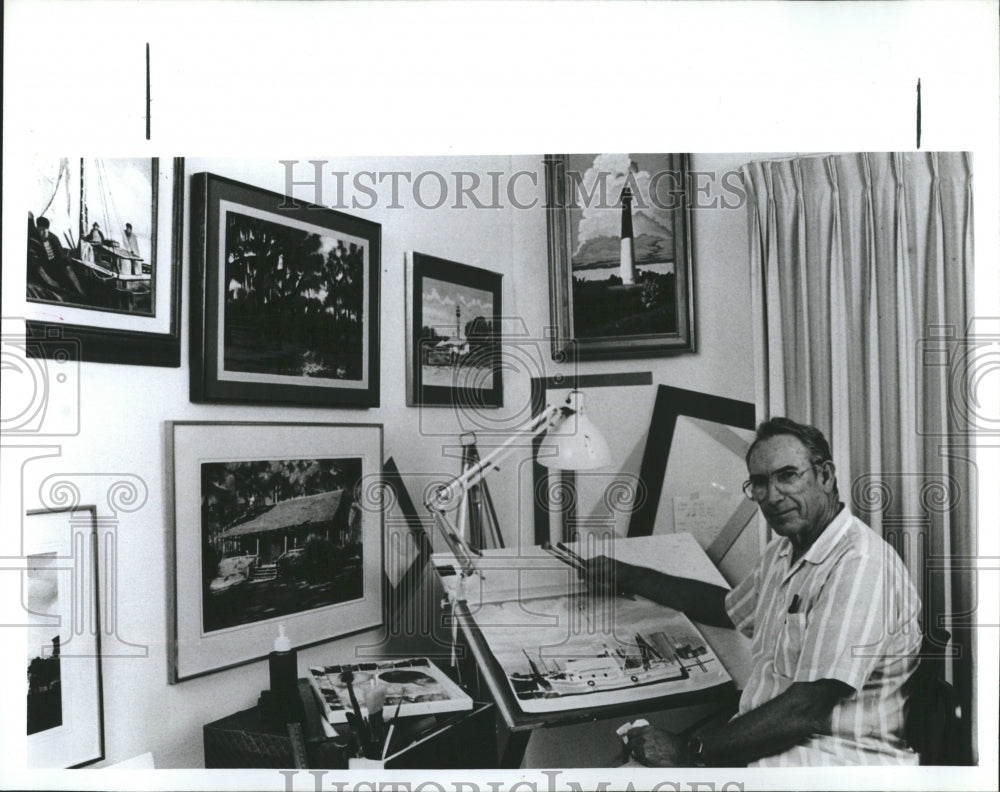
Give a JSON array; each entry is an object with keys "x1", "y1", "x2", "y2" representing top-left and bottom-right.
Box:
[{"x1": 742, "y1": 464, "x2": 816, "y2": 501}]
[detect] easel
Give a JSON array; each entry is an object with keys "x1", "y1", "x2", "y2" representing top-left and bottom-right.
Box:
[{"x1": 457, "y1": 432, "x2": 505, "y2": 551}]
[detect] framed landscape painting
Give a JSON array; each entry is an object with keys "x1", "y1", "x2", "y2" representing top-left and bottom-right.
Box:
[
  {"x1": 24, "y1": 157, "x2": 183, "y2": 366},
  {"x1": 168, "y1": 422, "x2": 384, "y2": 682},
  {"x1": 406, "y1": 252, "x2": 503, "y2": 408},
  {"x1": 190, "y1": 173, "x2": 381, "y2": 408},
  {"x1": 25, "y1": 507, "x2": 104, "y2": 768},
  {"x1": 544, "y1": 154, "x2": 695, "y2": 360}
]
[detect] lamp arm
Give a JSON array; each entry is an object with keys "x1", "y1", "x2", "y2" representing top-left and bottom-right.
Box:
[{"x1": 424, "y1": 403, "x2": 568, "y2": 514}]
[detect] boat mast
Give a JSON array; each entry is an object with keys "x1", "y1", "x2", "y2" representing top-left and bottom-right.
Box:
[{"x1": 79, "y1": 158, "x2": 87, "y2": 241}]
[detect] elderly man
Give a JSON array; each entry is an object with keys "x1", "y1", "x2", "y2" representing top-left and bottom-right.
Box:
[{"x1": 587, "y1": 417, "x2": 921, "y2": 766}]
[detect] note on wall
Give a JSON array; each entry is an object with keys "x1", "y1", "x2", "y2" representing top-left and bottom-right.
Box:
[{"x1": 672, "y1": 492, "x2": 724, "y2": 550}]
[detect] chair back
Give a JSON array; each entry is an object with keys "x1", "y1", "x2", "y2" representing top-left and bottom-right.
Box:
[{"x1": 903, "y1": 630, "x2": 964, "y2": 765}]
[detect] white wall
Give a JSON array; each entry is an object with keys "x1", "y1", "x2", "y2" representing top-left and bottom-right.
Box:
[{"x1": 10, "y1": 153, "x2": 759, "y2": 768}]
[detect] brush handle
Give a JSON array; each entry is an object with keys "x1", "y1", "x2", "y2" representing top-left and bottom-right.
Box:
[
  {"x1": 342, "y1": 676, "x2": 370, "y2": 748},
  {"x1": 543, "y1": 543, "x2": 585, "y2": 571},
  {"x1": 556, "y1": 542, "x2": 586, "y2": 564}
]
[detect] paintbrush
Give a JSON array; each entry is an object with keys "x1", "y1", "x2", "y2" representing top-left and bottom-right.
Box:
[
  {"x1": 547, "y1": 541, "x2": 636, "y2": 600},
  {"x1": 340, "y1": 668, "x2": 368, "y2": 748},
  {"x1": 542, "y1": 541, "x2": 585, "y2": 571},
  {"x1": 364, "y1": 683, "x2": 387, "y2": 756},
  {"x1": 556, "y1": 542, "x2": 587, "y2": 565},
  {"x1": 375, "y1": 691, "x2": 405, "y2": 760},
  {"x1": 388, "y1": 690, "x2": 404, "y2": 725}
]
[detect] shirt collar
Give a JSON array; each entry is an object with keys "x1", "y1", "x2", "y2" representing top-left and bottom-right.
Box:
[{"x1": 775, "y1": 503, "x2": 852, "y2": 566}]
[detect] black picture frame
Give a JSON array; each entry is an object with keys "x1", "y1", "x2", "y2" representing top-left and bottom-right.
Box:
[
  {"x1": 25, "y1": 158, "x2": 184, "y2": 367},
  {"x1": 544, "y1": 153, "x2": 695, "y2": 361},
  {"x1": 628, "y1": 385, "x2": 756, "y2": 545},
  {"x1": 190, "y1": 172, "x2": 381, "y2": 408},
  {"x1": 407, "y1": 252, "x2": 503, "y2": 409}
]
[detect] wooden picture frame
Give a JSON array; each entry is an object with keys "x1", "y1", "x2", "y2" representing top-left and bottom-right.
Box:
[
  {"x1": 406, "y1": 252, "x2": 503, "y2": 408},
  {"x1": 25, "y1": 157, "x2": 183, "y2": 367},
  {"x1": 168, "y1": 421, "x2": 384, "y2": 682},
  {"x1": 544, "y1": 154, "x2": 695, "y2": 360},
  {"x1": 190, "y1": 172, "x2": 381, "y2": 408},
  {"x1": 24, "y1": 506, "x2": 104, "y2": 768}
]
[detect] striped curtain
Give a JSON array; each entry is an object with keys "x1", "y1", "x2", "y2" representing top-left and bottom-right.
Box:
[{"x1": 742, "y1": 152, "x2": 975, "y2": 763}]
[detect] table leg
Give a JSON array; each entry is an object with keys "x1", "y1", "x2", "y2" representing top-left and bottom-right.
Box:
[{"x1": 499, "y1": 729, "x2": 532, "y2": 769}]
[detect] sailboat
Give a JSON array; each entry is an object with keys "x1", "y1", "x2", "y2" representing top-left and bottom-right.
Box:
[
  {"x1": 28, "y1": 158, "x2": 153, "y2": 313},
  {"x1": 507, "y1": 632, "x2": 697, "y2": 699},
  {"x1": 70, "y1": 159, "x2": 151, "y2": 310}
]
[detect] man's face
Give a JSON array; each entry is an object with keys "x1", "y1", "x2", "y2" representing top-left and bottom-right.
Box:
[{"x1": 746, "y1": 434, "x2": 834, "y2": 542}]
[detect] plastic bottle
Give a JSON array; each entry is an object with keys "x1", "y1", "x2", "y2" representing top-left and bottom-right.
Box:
[{"x1": 268, "y1": 623, "x2": 298, "y2": 722}]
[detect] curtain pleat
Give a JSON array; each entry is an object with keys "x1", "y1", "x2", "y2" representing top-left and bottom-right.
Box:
[{"x1": 742, "y1": 152, "x2": 975, "y2": 763}]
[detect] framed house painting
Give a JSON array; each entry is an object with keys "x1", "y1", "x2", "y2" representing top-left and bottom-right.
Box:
[
  {"x1": 190, "y1": 173, "x2": 381, "y2": 408},
  {"x1": 168, "y1": 421, "x2": 384, "y2": 682},
  {"x1": 25, "y1": 157, "x2": 183, "y2": 366},
  {"x1": 406, "y1": 252, "x2": 503, "y2": 408},
  {"x1": 544, "y1": 154, "x2": 695, "y2": 360},
  {"x1": 24, "y1": 506, "x2": 104, "y2": 768}
]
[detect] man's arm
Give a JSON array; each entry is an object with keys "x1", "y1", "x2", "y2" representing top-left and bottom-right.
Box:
[
  {"x1": 584, "y1": 556, "x2": 734, "y2": 628},
  {"x1": 628, "y1": 678, "x2": 853, "y2": 766}
]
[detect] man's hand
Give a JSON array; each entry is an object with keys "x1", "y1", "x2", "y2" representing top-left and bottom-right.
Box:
[
  {"x1": 582, "y1": 554, "x2": 734, "y2": 627},
  {"x1": 626, "y1": 725, "x2": 692, "y2": 767},
  {"x1": 581, "y1": 554, "x2": 633, "y2": 597}
]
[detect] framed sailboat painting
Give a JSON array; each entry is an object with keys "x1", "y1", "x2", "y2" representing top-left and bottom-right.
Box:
[
  {"x1": 544, "y1": 154, "x2": 695, "y2": 361},
  {"x1": 23, "y1": 157, "x2": 183, "y2": 367}
]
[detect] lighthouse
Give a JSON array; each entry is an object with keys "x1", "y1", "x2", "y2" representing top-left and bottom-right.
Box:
[{"x1": 619, "y1": 185, "x2": 637, "y2": 285}]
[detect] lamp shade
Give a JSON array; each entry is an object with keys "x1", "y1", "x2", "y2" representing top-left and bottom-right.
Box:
[{"x1": 537, "y1": 391, "x2": 613, "y2": 470}]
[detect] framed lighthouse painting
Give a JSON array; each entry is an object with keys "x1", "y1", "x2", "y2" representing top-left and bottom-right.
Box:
[
  {"x1": 544, "y1": 154, "x2": 695, "y2": 361},
  {"x1": 406, "y1": 252, "x2": 503, "y2": 408}
]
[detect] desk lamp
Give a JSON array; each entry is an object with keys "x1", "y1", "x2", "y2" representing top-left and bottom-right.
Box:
[{"x1": 424, "y1": 390, "x2": 612, "y2": 578}]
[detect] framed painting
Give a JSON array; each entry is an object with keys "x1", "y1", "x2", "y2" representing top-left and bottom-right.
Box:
[
  {"x1": 168, "y1": 421, "x2": 384, "y2": 682},
  {"x1": 24, "y1": 506, "x2": 104, "y2": 768},
  {"x1": 25, "y1": 157, "x2": 183, "y2": 366},
  {"x1": 530, "y1": 371, "x2": 655, "y2": 545},
  {"x1": 544, "y1": 154, "x2": 695, "y2": 360},
  {"x1": 406, "y1": 252, "x2": 503, "y2": 408},
  {"x1": 628, "y1": 385, "x2": 757, "y2": 576},
  {"x1": 190, "y1": 172, "x2": 381, "y2": 408}
]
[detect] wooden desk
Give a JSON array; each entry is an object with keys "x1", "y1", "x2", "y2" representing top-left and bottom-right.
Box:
[{"x1": 432, "y1": 534, "x2": 754, "y2": 767}]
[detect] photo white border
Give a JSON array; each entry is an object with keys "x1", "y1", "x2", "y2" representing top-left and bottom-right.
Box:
[{"x1": 1, "y1": 1, "x2": 996, "y2": 790}]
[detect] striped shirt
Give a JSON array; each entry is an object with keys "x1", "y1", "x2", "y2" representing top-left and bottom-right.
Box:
[{"x1": 724, "y1": 506, "x2": 922, "y2": 766}]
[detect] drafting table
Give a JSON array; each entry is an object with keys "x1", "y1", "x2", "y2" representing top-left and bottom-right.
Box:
[{"x1": 431, "y1": 533, "x2": 754, "y2": 767}]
